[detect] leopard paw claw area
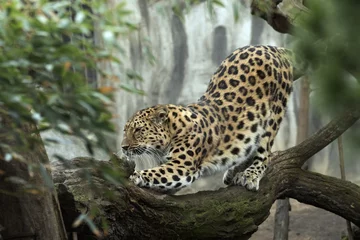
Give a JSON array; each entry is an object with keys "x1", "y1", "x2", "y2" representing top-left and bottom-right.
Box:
[
  {"x1": 129, "y1": 171, "x2": 145, "y2": 187},
  {"x1": 233, "y1": 171, "x2": 261, "y2": 191}
]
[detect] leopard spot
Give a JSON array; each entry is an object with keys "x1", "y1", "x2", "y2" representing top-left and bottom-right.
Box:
[
  {"x1": 218, "y1": 66, "x2": 227, "y2": 77},
  {"x1": 257, "y1": 70, "x2": 266, "y2": 79},
  {"x1": 240, "y1": 64, "x2": 250, "y2": 73},
  {"x1": 265, "y1": 64, "x2": 272, "y2": 76},
  {"x1": 187, "y1": 150, "x2": 194, "y2": 157},
  {"x1": 239, "y1": 52, "x2": 249, "y2": 59},
  {"x1": 236, "y1": 97, "x2": 244, "y2": 104},
  {"x1": 228, "y1": 66, "x2": 239, "y2": 75},
  {"x1": 195, "y1": 147, "x2": 201, "y2": 154},
  {"x1": 231, "y1": 147, "x2": 240, "y2": 155},
  {"x1": 283, "y1": 71, "x2": 288, "y2": 80},
  {"x1": 184, "y1": 161, "x2": 192, "y2": 166},
  {"x1": 239, "y1": 87, "x2": 248, "y2": 96},
  {"x1": 255, "y1": 57, "x2": 263, "y2": 66},
  {"x1": 251, "y1": 123, "x2": 258, "y2": 133},
  {"x1": 258, "y1": 147, "x2": 265, "y2": 154},
  {"x1": 248, "y1": 58, "x2": 255, "y2": 66},
  {"x1": 273, "y1": 59, "x2": 279, "y2": 67},
  {"x1": 248, "y1": 76, "x2": 256, "y2": 86},
  {"x1": 247, "y1": 111, "x2": 255, "y2": 121},
  {"x1": 229, "y1": 79, "x2": 240, "y2": 87},
  {"x1": 193, "y1": 137, "x2": 200, "y2": 147},
  {"x1": 215, "y1": 99, "x2": 223, "y2": 106},
  {"x1": 237, "y1": 133, "x2": 244, "y2": 140},
  {"x1": 218, "y1": 80, "x2": 228, "y2": 89},
  {"x1": 228, "y1": 54, "x2": 236, "y2": 62},
  {"x1": 212, "y1": 92, "x2": 221, "y2": 98},
  {"x1": 186, "y1": 176, "x2": 192, "y2": 182},
  {"x1": 224, "y1": 92, "x2": 236, "y2": 102},
  {"x1": 246, "y1": 96, "x2": 255, "y2": 106},
  {"x1": 221, "y1": 158, "x2": 228, "y2": 165},
  {"x1": 237, "y1": 121, "x2": 244, "y2": 129},
  {"x1": 256, "y1": 87, "x2": 264, "y2": 99}
]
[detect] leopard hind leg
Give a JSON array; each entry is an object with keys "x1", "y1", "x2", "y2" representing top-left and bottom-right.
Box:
[{"x1": 232, "y1": 115, "x2": 279, "y2": 191}]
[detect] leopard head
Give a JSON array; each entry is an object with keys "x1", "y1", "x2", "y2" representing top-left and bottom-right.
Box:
[{"x1": 121, "y1": 105, "x2": 171, "y2": 159}]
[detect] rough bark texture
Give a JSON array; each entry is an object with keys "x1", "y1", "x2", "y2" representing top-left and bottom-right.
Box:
[
  {"x1": 273, "y1": 199, "x2": 290, "y2": 240},
  {"x1": 53, "y1": 108, "x2": 360, "y2": 240},
  {"x1": 250, "y1": 0, "x2": 309, "y2": 34},
  {"x1": 0, "y1": 115, "x2": 67, "y2": 240}
]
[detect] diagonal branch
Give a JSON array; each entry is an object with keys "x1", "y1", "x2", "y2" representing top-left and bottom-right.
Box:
[
  {"x1": 272, "y1": 107, "x2": 360, "y2": 167},
  {"x1": 277, "y1": 169, "x2": 360, "y2": 227},
  {"x1": 250, "y1": 0, "x2": 308, "y2": 35}
]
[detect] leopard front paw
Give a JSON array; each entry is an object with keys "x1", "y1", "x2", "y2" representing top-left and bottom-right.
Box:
[
  {"x1": 129, "y1": 171, "x2": 146, "y2": 187},
  {"x1": 233, "y1": 169, "x2": 262, "y2": 191}
]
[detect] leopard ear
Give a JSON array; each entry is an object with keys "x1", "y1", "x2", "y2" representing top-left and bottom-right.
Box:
[{"x1": 152, "y1": 106, "x2": 169, "y2": 125}]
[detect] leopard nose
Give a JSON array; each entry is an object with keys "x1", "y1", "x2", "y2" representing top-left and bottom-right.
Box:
[{"x1": 122, "y1": 145, "x2": 129, "y2": 151}]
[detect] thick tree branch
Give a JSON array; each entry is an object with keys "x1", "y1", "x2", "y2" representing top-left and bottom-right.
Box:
[
  {"x1": 273, "y1": 107, "x2": 360, "y2": 168},
  {"x1": 277, "y1": 169, "x2": 360, "y2": 227},
  {"x1": 53, "y1": 108, "x2": 360, "y2": 239},
  {"x1": 250, "y1": 0, "x2": 309, "y2": 35}
]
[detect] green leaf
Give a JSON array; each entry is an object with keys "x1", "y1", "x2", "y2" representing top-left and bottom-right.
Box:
[{"x1": 120, "y1": 83, "x2": 145, "y2": 95}]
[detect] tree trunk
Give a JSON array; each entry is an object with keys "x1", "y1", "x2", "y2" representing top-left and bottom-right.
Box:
[
  {"x1": 0, "y1": 115, "x2": 67, "y2": 240},
  {"x1": 52, "y1": 108, "x2": 360, "y2": 240},
  {"x1": 273, "y1": 199, "x2": 290, "y2": 240}
]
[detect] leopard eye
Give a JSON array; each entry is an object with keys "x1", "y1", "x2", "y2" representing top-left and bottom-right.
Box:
[{"x1": 133, "y1": 127, "x2": 142, "y2": 139}]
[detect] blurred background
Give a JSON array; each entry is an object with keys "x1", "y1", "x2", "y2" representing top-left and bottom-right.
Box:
[{"x1": 33, "y1": 0, "x2": 359, "y2": 239}]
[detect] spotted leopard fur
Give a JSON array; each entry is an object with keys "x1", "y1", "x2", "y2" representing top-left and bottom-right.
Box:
[{"x1": 122, "y1": 45, "x2": 294, "y2": 193}]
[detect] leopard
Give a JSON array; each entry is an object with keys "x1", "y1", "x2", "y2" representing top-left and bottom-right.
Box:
[{"x1": 121, "y1": 45, "x2": 295, "y2": 194}]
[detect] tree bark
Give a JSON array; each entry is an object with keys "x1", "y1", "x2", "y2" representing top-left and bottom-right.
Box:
[
  {"x1": 53, "y1": 108, "x2": 360, "y2": 240},
  {"x1": 250, "y1": 0, "x2": 310, "y2": 34},
  {"x1": 0, "y1": 116, "x2": 67, "y2": 240},
  {"x1": 273, "y1": 199, "x2": 290, "y2": 240}
]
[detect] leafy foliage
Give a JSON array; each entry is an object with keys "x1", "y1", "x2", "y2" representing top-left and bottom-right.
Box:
[
  {"x1": 0, "y1": 0, "x2": 142, "y2": 235},
  {"x1": 0, "y1": 0, "x2": 139, "y2": 164},
  {"x1": 293, "y1": 0, "x2": 360, "y2": 115}
]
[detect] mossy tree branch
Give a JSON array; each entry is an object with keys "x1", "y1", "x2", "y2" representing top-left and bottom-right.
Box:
[
  {"x1": 250, "y1": 0, "x2": 309, "y2": 34},
  {"x1": 54, "y1": 108, "x2": 360, "y2": 240}
]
